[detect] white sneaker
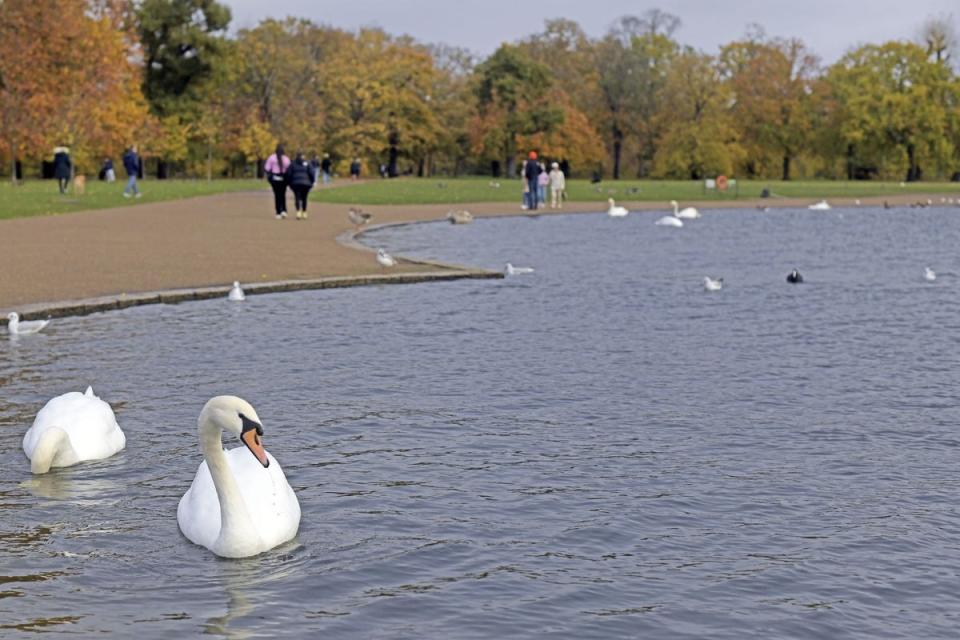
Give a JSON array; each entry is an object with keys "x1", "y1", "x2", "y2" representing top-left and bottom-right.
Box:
[
  {"x1": 281, "y1": 211, "x2": 287, "y2": 219},
  {"x1": 123, "y1": 193, "x2": 131, "y2": 198},
  {"x1": 276, "y1": 214, "x2": 283, "y2": 220},
  {"x1": 135, "y1": 193, "x2": 142, "y2": 198}
]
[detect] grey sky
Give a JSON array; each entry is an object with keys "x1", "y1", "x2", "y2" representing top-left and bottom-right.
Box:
[{"x1": 224, "y1": 0, "x2": 956, "y2": 63}]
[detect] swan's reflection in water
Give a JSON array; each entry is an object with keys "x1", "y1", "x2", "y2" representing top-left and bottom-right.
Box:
[
  {"x1": 21, "y1": 474, "x2": 121, "y2": 502},
  {"x1": 204, "y1": 542, "x2": 306, "y2": 639}
]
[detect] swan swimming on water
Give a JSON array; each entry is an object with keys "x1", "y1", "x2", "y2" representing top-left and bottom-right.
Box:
[
  {"x1": 924, "y1": 267, "x2": 937, "y2": 282},
  {"x1": 228, "y1": 282, "x2": 245, "y2": 301},
  {"x1": 376, "y1": 248, "x2": 397, "y2": 267},
  {"x1": 22, "y1": 386, "x2": 126, "y2": 474},
  {"x1": 671, "y1": 200, "x2": 701, "y2": 219},
  {"x1": 447, "y1": 209, "x2": 474, "y2": 224},
  {"x1": 655, "y1": 215, "x2": 683, "y2": 227},
  {"x1": 606, "y1": 198, "x2": 629, "y2": 217},
  {"x1": 703, "y1": 276, "x2": 723, "y2": 291},
  {"x1": 177, "y1": 396, "x2": 300, "y2": 558},
  {"x1": 6, "y1": 312, "x2": 50, "y2": 335},
  {"x1": 504, "y1": 263, "x2": 535, "y2": 275},
  {"x1": 808, "y1": 200, "x2": 831, "y2": 211}
]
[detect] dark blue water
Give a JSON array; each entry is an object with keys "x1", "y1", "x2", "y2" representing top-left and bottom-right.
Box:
[{"x1": 2, "y1": 205, "x2": 960, "y2": 638}]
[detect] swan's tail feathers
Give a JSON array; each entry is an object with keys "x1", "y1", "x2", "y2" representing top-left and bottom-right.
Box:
[
  {"x1": 30, "y1": 427, "x2": 69, "y2": 474},
  {"x1": 85, "y1": 386, "x2": 94, "y2": 397}
]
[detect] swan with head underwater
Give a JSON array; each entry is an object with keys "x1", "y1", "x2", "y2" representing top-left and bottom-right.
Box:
[{"x1": 177, "y1": 396, "x2": 300, "y2": 558}]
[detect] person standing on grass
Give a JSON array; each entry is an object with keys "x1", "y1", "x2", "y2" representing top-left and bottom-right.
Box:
[
  {"x1": 523, "y1": 151, "x2": 541, "y2": 210},
  {"x1": 53, "y1": 145, "x2": 71, "y2": 194},
  {"x1": 309, "y1": 153, "x2": 320, "y2": 186},
  {"x1": 537, "y1": 161, "x2": 549, "y2": 208},
  {"x1": 122, "y1": 145, "x2": 141, "y2": 198},
  {"x1": 549, "y1": 162, "x2": 566, "y2": 209},
  {"x1": 285, "y1": 152, "x2": 315, "y2": 220},
  {"x1": 320, "y1": 153, "x2": 332, "y2": 184},
  {"x1": 264, "y1": 144, "x2": 291, "y2": 219},
  {"x1": 350, "y1": 157, "x2": 361, "y2": 180}
]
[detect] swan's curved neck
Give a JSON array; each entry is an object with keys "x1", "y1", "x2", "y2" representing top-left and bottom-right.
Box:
[
  {"x1": 31, "y1": 427, "x2": 70, "y2": 474},
  {"x1": 671, "y1": 202, "x2": 679, "y2": 214},
  {"x1": 200, "y1": 420, "x2": 256, "y2": 548}
]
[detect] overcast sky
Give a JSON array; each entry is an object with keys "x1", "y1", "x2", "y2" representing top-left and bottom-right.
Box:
[{"x1": 223, "y1": 0, "x2": 957, "y2": 63}]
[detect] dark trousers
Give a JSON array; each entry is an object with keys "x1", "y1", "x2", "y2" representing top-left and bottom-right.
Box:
[
  {"x1": 270, "y1": 180, "x2": 287, "y2": 215},
  {"x1": 58, "y1": 177, "x2": 68, "y2": 194},
  {"x1": 292, "y1": 185, "x2": 311, "y2": 212},
  {"x1": 527, "y1": 177, "x2": 539, "y2": 208}
]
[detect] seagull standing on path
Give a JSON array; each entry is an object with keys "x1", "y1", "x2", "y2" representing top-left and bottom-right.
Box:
[
  {"x1": 7, "y1": 312, "x2": 50, "y2": 335},
  {"x1": 377, "y1": 248, "x2": 397, "y2": 267},
  {"x1": 504, "y1": 263, "x2": 535, "y2": 275},
  {"x1": 228, "y1": 281, "x2": 246, "y2": 301},
  {"x1": 348, "y1": 207, "x2": 373, "y2": 228}
]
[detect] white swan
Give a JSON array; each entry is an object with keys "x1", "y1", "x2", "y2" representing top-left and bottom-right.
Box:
[
  {"x1": 7, "y1": 312, "x2": 50, "y2": 335},
  {"x1": 606, "y1": 198, "x2": 629, "y2": 217},
  {"x1": 924, "y1": 267, "x2": 937, "y2": 282},
  {"x1": 376, "y1": 248, "x2": 397, "y2": 267},
  {"x1": 228, "y1": 282, "x2": 245, "y2": 301},
  {"x1": 504, "y1": 263, "x2": 535, "y2": 275},
  {"x1": 671, "y1": 200, "x2": 701, "y2": 219},
  {"x1": 655, "y1": 215, "x2": 683, "y2": 227},
  {"x1": 808, "y1": 200, "x2": 831, "y2": 210},
  {"x1": 22, "y1": 386, "x2": 125, "y2": 474},
  {"x1": 177, "y1": 396, "x2": 300, "y2": 558},
  {"x1": 704, "y1": 276, "x2": 723, "y2": 291}
]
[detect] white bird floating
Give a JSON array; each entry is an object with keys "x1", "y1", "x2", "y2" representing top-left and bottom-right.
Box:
[
  {"x1": 655, "y1": 215, "x2": 683, "y2": 227},
  {"x1": 808, "y1": 200, "x2": 831, "y2": 211},
  {"x1": 447, "y1": 209, "x2": 474, "y2": 224},
  {"x1": 704, "y1": 276, "x2": 724, "y2": 291},
  {"x1": 6, "y1": 312, "x2": 50, "y2": 335},
  {"x1": 924, "y1": 267, "x2": 937, "y2": 282},
  {"x1": 348, "y1": 207, "x2": 373, "y2": 227},
  {"x1": 671, "y1": 200, "x2": 701, "y2": 219},
  {"x1": 22, "y1": 386, "x2": 126, "y2": 474},
  {"x1": 228, "y1": 281, "x2": 245, "y2": 301},
  {"x1": 177, "y1": 396, "x2": 300, "y2": 558},
  {"x1": 606, "y1": 198, "x2": 629, "y2": 217},
  {"x1": 504, "y1": 263, "x2": 535, "y2": 276},
  {"x1": 376, "y1": 248, "x2": 397, "y2": 267}
]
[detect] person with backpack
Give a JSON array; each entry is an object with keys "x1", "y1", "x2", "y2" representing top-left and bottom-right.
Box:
[
  {"x1": 285, "y1": 152, "x2": 316, "y2": 220},
  {"x1": 264, "y1": 144, "x2": 291, "y2": 219}
]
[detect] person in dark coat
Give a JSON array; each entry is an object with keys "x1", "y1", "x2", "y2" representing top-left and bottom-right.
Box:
[
  {"x1": 523, "y1": 151, "x2": 541, "y2": 210},
  {"x1": 53, "y1": 146, "x2": 71, "y2": 194},
  {"x1": 320, "y1": 153, "x2": 332, "y2": 184},
  {"x1": 285, "y1": 152, "x2": 316, "y2": 220},
  {"x1": 122, "y1": 145, "x2": 141, "y2": 198},
  {"x1": 350, "y1": 158, "x2": 361, "y2": 180}
]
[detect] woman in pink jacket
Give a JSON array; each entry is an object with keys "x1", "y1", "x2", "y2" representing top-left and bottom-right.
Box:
[{"x1": 264, "y1": 145, "x2": 291, "y2": 219}]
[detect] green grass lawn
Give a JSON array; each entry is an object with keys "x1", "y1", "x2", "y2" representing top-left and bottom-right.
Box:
[
  {"x1": 3, "y1": 176, "x2": 960, "y2": 220},
  {"x1": 313, "y1": 177, "x2": 960, "y2": 205},
  {"x1": 0, "y1": 178, "x2": 263, "y2": 220}
]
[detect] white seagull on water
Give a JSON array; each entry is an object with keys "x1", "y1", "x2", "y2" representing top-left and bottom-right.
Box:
[
  {"x1": 7, "y1": 312, "x2": 50, "y2": 335},
  {"x1": 504, "y1": 263, "x2": 535, "y2": 276},
  {"x1": 228, "y1": 281, "x2": 246, "y2": 301},
  {"x1": 703, "y1": 276, "x2": 723, "y2": 291},
  {"x1": 924, "y1": 267, "x2": 937, "y2": 282}
]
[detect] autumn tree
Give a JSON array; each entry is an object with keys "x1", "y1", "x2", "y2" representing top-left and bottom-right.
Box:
[{"x1": 471, "y1": 44, "x2": 561, "y2": 177}]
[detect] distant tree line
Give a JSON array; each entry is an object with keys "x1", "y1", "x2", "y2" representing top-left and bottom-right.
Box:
[{"x1": 1, "y1": 0, "x2": 958, "y2": 182}]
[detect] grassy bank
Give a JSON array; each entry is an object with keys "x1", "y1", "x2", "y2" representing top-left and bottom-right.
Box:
[
  {"x1": 313, "y1": 177, "x2": 960, "y2": 205},
  {"x1": 0, "y1": 178, "x2": 262, "y2": 220}
]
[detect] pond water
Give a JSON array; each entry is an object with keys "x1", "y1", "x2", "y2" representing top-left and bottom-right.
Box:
[{"x1": 2, "y1": 204, "x2": 960, "y2": 638}]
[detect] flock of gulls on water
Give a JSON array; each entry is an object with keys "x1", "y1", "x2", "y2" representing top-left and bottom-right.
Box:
[{"x1": 7, "y1": 195, "x2": 955, "y2": 558}]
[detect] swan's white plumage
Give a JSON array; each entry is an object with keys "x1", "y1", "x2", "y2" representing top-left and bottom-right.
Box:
[
  {"x1": 671, "y1": 200, "x2": 701, "y2": 219},
  {"x1": 808, "y1": 200, "x2": 831, "y2": 210},
  {"x1": 22, "y1": 386, "x2": 125, "y2": 473},
  {"x1": 606, "y1": 198, "x2": 629, "y2": 217},
  {"x1": 228, "y1": 282, "x2": 245, "y2": 301},
  {"x1": 177, "y1": 396, "x2": 300, "y2": 558},
  {"x1": 177, "y1": 448, "x2": 299, "y2": 553},
  {"x1": 655, "y1": 215, "x2": 683, "y2": 227}
]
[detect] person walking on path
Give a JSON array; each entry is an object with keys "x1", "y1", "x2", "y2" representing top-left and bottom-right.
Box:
[
  {"x1": 264, "y1": 145, "x2": 291, "y2": 219},
  {"x1": 285, "y1": 152, "x2": 316, "y2": 220},
  {"x1": 309, "y1": 153, "x2": 320, "y2": 186},
  {"x1": 523, "y1": 151, "x2": 541, "y2": 210},
  {"x1": 537, "y1": 161, "x2": 549, "y2": 208},
  {"x1": 53, "y1": 146, "x2": 71, "y2": 194},
  {"x1": 549, "y1": 162, "x2": 566, "y2": 209},
  {"x1": 122, "y1": 145, "x2": 141, "y2": 198},
  {"x1": 320, "y1": 153, "x2": 332, "y2": 184},
  {"x1": 350, "y1": 158, "x2": 361, "y2": 180}
]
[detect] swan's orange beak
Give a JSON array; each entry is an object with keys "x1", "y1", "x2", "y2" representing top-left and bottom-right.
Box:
[{"x1": 241, "y1": 426, "x2": 270, "y2": 468}]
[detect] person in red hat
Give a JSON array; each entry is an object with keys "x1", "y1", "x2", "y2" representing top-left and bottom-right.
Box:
[{"x1": 523, "y1": 150, "x2": 541, "y2": 210}]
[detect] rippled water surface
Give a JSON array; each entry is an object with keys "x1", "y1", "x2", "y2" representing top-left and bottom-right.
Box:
[{"x1": 3, "y1": 205, "x2": 960, "y2": 638}]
